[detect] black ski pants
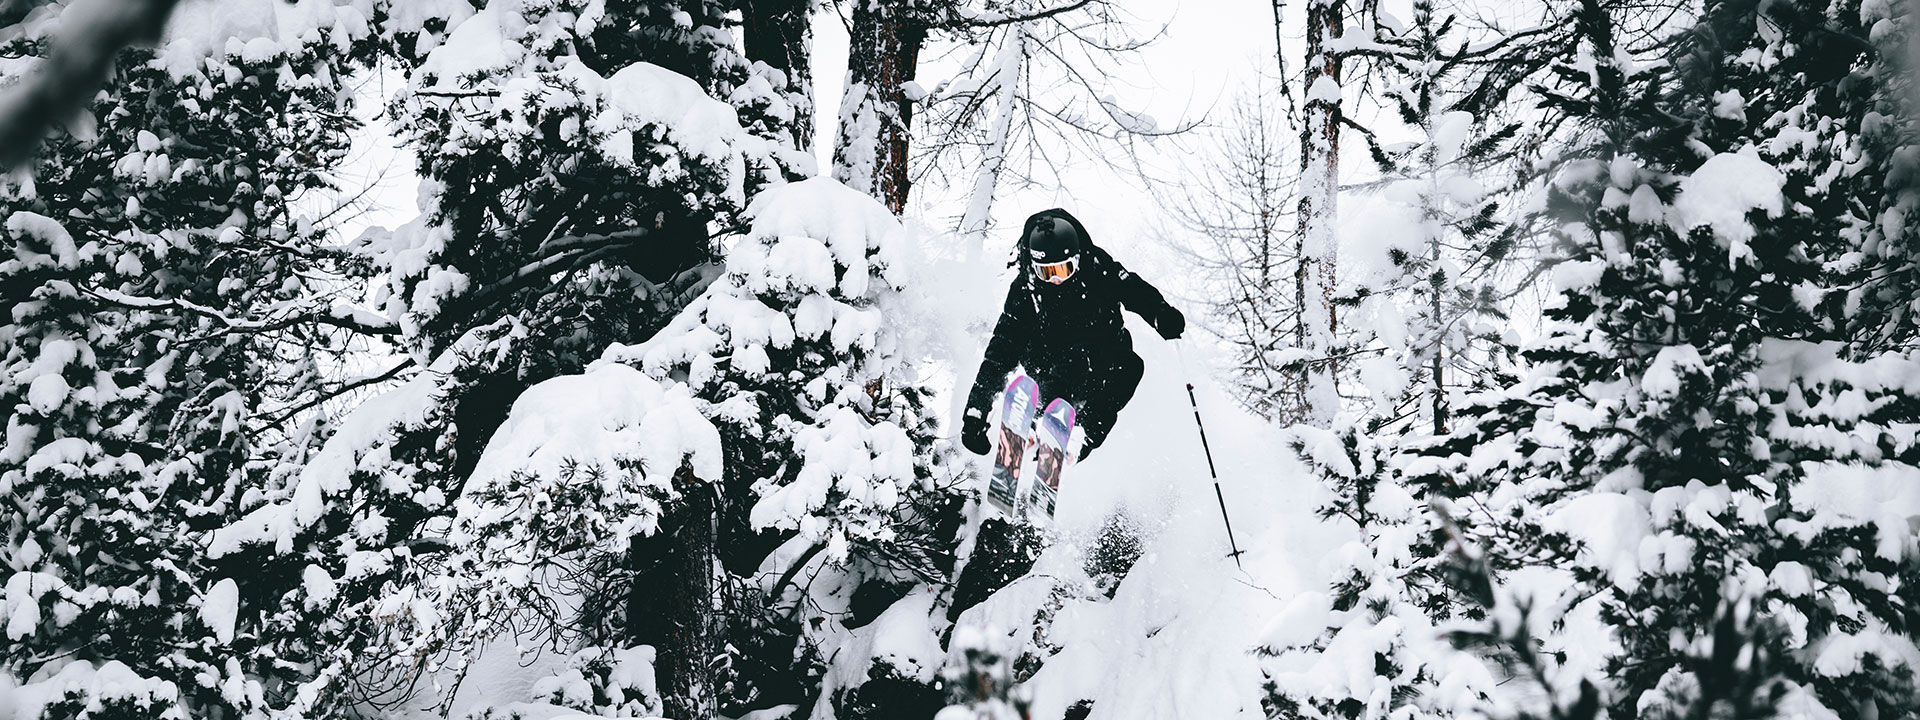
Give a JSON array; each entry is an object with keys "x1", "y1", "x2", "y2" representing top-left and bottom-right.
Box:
[{"x1": 1030, "y1": 349, "x2": 1144, "y2": 458}]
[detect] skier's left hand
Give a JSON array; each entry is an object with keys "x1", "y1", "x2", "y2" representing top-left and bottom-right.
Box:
[
  {"x1": 1154, "y1": 305, "x2": 1185, "y2": 340},
  {"x1": 961, "y1": 409, "x2": 991, "y2": 455}
]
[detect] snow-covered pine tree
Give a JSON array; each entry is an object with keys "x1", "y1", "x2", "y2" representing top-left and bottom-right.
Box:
[
  {"x1": 1415, "y1": 0, "x2": 1920, "y2": 715},
  {"x1": 0, "y1": 2, "x2": 377, "y2": 717},
  {"x1": 372, "y1": 0, "x2": 783, "y2": 368},
  {"x1": 205, "y1": 1, "x2": 797, "y2": 714},
  {"x1": 432, "y1": 177, "x2": 965, "y2": 719},
  {"x1": 1259, "y1": 426, "x2": 1498, "y2": 719},
  {"x1": 353, "y1": 4, "x2": 797, "y2": 580},
  {"x1": 1342, "y1": 0, "x2": 1518, "y2": 435},
  {"x1": 605, "y1": 177, "x2": 965, "y2": 719},
  {"x1": 434, "y1": 335, "x2": 724, "y2": 719}
]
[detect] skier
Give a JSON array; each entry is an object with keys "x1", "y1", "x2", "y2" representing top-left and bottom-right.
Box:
[{"x1": 960, "y1": 208, "x2": 1185, "y2": 462}]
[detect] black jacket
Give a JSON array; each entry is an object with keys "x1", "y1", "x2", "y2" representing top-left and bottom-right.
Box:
[{"x1": 965, "y1": 209, "x2": 1178, "y2": 414}]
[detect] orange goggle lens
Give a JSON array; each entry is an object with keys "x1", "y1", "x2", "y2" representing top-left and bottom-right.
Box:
[{"x1": 1033, "y1": 258, "x2": 1078, "y2": 284}]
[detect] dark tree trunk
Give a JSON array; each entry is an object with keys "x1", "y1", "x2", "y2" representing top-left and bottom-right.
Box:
[
  {"x1": 741, "y1": 0, "x2": 816, "y2": 152},
  {"x1": 833, "y1": 0, "x2": 928, "y2": 214},
  {"x1": 628, "y1": 469, "x2": 719, "y2": 719}
]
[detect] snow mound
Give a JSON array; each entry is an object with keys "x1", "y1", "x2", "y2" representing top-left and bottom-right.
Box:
[
  {"x1": 1668, "y1": 152, "x2": 1784, "y2": 245},
  {"x1": 468, "y1": 363, "x2": 722, "y2": 497}
]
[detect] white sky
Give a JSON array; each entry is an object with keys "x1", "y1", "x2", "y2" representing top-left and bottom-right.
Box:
[
  {"x1": 335, "y1": 0, "x2": 1283, "y2": 234},
  {"x1": 327, "y1": 0, "x2": 1401, "y2": 315},
  {"x1": 810, "y1": 0, "x2": 1314, "y2": 314}
]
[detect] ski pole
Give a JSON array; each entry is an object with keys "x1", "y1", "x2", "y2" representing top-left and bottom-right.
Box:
[{"x1": 1174, "y1": 342, "x2": 1246, "y2": 569}]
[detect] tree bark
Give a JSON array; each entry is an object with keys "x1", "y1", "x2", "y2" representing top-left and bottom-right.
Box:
[
  {"x1": 628, "y1": 468, "x2": 719, "y2": 720},
  {"x1": 0, "y1": 0, "x2": 183, "y2": 169},
  {"x1": 741, "y1": 0, "x2": 816, "y2": 152},
  {"x1": 833, "y1": 0, "x2": 929, "y2": 214},
  {"x1": 1293, "y1": 0, "x2": 1343, "y2": 427}
]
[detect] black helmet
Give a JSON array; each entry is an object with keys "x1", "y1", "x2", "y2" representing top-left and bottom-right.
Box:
[{"x1": 1026, "y1": 215, "x2": 1082, "y2": 264}]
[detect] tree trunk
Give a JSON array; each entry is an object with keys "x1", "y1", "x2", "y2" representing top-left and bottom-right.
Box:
[
  {"x1": 834, "y1": 0, "x2": 928, "y2": 214},
  {"x1": 741, "y1": 0, "x2": 815, "y2": 152},
  {"x1": 628, "y1": 468, "x2": 718, "y2": 720},
  {"x1": 958, "y1": 24, "x2": 1025, "y2": 252},
  {"x1": 1294, "y1": 0, "x2": 1342, "y2": 427}
]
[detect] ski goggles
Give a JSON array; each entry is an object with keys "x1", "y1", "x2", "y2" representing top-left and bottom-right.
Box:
[{"x1": 1032, "y1": 256, "x2": 1079, "y2": 284}]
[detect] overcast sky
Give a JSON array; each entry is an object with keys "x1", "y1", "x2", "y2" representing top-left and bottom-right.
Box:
[
  {"x1": 325, "y1": 0, "x2": 1357, "y2": 319},
  {"x1": 335, "y1": 1, "x2": 1280, "y2": 229},
  {"x1": 836, "y1": 0, "x2": 1288, "y2": 265}
]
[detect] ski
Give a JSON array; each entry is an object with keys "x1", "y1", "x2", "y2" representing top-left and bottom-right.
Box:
[
  {"x1": 1025, "y1": 398, "x2": 1076, "y2": 521},
  {"x1": 986, "y1": 374, "x2": 1041, "y2": 515}
]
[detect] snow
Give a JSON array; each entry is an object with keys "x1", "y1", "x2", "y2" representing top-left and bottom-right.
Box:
[
  {"x1": 601, "y1": 62, "x2": 758, "y2": 167},
  {"x1": 156, "y1": 0, "x2": 371, "y2": 78},
  {"x1": 1668, "y1": 152, "x2": 1785, "y2": 245},
  {"x1": 1812, "y1": 631, "x2": 1920, "y2": 678},
  {"x1": 5, "y1": 660, "x2": 187, "y2": 720},
  {"x1": 466, "y1": 362, "x2": 723, "y2": 499},
  {"x1": 414, "y1": 0, "x2": 513, "y2": 84},
  {"x1": 1783, "y1": 462, "x2": 1920, "y2": 561},
  {"x1": 1712, "y1": 90, "x2": 1747, "y2": 120},
  {"x1": 24, "y1": 374, "x2": 68, "y2": 414},
  {"x1": 1306, "y1": 75, "x2": 1342, "y2": 103},
  {"x1": 199, "y1": 578, "x2": 239, "y2": 645},
  {"x1": 301, "y1": 565, "x2": 337, "y2": 609},
  {"x1": 936, "y1": 272, "x2": 1347, "y2": 720},
  {"x1": 1541, "y1": 492, "x2": 1652, "y2": 587},
  {"x1": 1430, "y1": 110, "x2": 1475, "y2": 163},
  {"x1": 4, "y1": 572, "x2": 60, "y2": 641},
  {"x1": 5, "y1": 212, "x2": 79, "y2": 270},
  {"x1": 1641, "y1": 344, "x2": 1705, "y2": 398},
  {"x1": 1553, "y1": 257, "x2": 1607, "y2": 290},
  {"x1": 1769, "y1": 561, "x2": 1813, "y2": 596}
]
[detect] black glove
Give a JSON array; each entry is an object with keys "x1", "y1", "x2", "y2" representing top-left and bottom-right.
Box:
[
  {"x1": 961, "y1": 409, "x2": 991, "y2": 455},
  {"x1": 1155, "y1": 305, "x2": 1185, "y2": 340}
]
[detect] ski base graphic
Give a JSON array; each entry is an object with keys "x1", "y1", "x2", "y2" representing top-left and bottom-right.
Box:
[
  {"x1": 986, "y1": 375, "x2": 1040, "y2": 514},
  {"x1": 1024, "y1": 398, "x2": 1076, "y2": 522}
]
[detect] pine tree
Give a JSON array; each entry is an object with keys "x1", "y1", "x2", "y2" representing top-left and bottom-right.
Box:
[
  {"x1": 607, "y1": 177, "x2": 965, "y2": 718},
  {"x1": 203, "y1": 1, "x2": 796, "y2": 714},
  {"x1": 1260, "y1": 427, "x2": 1495, "y2": 719},
  {"x1": 1343, "y1": 0, "x2": 1519, "y2": 435},
  {"x1": 373, "y1": 0, "x2": 783, "y2": 367},
  {"x1": 0, "y1": 3, "x2": 376, "y2": 717},
  {"x1": 1416, "y1": 0, "x2": 1920, "y2": 715},
  {"x1": 427, "y1": 177, "x2": 967, "y2": 719}
]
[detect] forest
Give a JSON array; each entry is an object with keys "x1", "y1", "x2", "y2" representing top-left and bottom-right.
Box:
[{"x1": 2, "y1": 0, "x2": 1919, "y2": 718}]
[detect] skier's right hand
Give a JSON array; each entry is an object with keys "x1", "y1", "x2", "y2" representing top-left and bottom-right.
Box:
[{"x1": 962, "y1": 408, "x2": 991, "y2": 455}]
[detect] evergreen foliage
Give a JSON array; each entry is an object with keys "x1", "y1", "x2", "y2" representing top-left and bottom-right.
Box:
[
  {"x1": 1416, "y1": 0, "x2": 1920, "y2": 715},
  {"x1": 0, "y1": 4, "x2": 378, "y2": 718},
  {"x1": 1342, "y1": 0, "x2": 1520, "y2": 434}
]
